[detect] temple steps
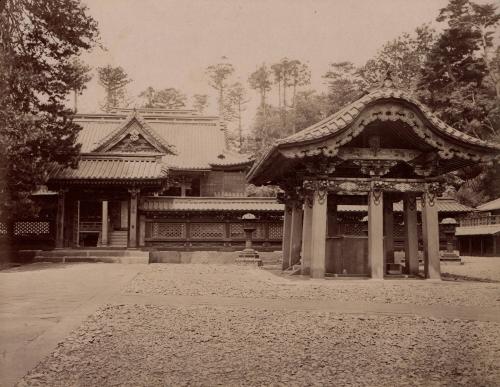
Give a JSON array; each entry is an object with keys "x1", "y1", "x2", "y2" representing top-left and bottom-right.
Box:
[
  {"x1": 107, "y1": 230, "x2": 128, "y2": 248},
  {"x1": 34, "y1": 249, "x2": 149, "y2": 264}
]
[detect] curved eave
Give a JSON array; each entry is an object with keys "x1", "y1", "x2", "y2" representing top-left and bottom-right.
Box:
[{"x1": 247, "y1": 88, "x2": 500, "y2": 184}]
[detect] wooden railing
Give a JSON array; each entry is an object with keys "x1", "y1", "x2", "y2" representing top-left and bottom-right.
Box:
[{"x1": 460, "y1": 215, "x2": 500, "y2": 227}]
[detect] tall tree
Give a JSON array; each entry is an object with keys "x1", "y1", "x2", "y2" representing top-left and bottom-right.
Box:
[
  {"x1": 419, "y1": 0, "x2": 499, "y2": 140},
  {"x1": 227, "y1": 82, "x2": 250, "y2": 151},
  {"x1": 248, "y1": 64, "x2": 272, "y2": 109},
  {"x1": 67, "y1": 58, "x2": 92, "y2": 112},
  {"x1": 323, "y1": 62, "x2": 366, "y2": 115},
  {"x1": 192, "y1": 94, "x2": 209, "y2": 114},
  {"x1": 97, "y1": 65, "x2": 131, "y2": 112},
  {"x1": 138, "y1": 87, "x2": 186, "y2": 109},
  {"x1": 206, "y1": 59, "x2": 235, "y2": 121},
  {"x1": 0, "y1": 0, "x2": 99, "y2": 227}
]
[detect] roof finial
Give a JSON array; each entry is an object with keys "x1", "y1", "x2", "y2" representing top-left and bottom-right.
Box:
[{"x1": 381, "y1": 69, "x2": 395, "y2": 88}]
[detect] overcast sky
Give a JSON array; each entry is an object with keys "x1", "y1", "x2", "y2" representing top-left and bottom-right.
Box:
[{"x1": 78, "y1": 0, "x2": 449, "y2": 128}]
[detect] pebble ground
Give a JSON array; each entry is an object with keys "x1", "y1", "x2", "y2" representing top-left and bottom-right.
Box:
[
  {"x1": 18, "y1": 304, "x2": 500, "y2": 386},
  {"x1": 125, "y1": 263, "x2": 500, "y2": 307},
  {"x1": 15, "y1": 256, "x2": 500, "y2": 386}
]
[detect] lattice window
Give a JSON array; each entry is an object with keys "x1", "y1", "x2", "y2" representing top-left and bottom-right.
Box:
[
  {"x1": 268, "y1": 223, "x2": 283, "y2": 240},
  {"x1": 0, "y1": 222, "x2": 7, "y2": 235},
  {"x1": 151, "y1": 222, "x2": 186, "y2": 239},
  {"x1": 230, "y1": 223, "x2": 245, "y2": 239},
  {"x1": 337, "y1": 222, "x2": 366, "y2": 236},
  {"x1": 14, "y1": 221, "x2": 50, "y2": 236},
  {"x1": 190, "y1": 223, "x2": 225, "y2": 239},
  {"x1": 230, "y1": 223, "x2": 266, "y2": 240}
]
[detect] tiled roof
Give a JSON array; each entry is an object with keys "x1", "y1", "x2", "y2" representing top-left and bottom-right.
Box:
[
  {"x1": 51, "y1": 156, "x2": 166, "y2": 181},
  {"x1": 248, "y1": 86, "x2": 500, "y2": 182},
  {"x1": 337, "y1": 198, "x2": 473, "y2": 214},
  {"x1": 73, "y1": 112, "x2": 249, "y2": 170},
  {"x1": 139, "y1": 196, "x2": 471, "y2": 213},
  {"x1": 476, "y1": 197, "x2": 500, "y2": 212},
  {"x1": 276, "y1": 88, "x2": 500, "y2": 148},
  {"x1": 455, "y1": 225, "x2": 500, "y2": 236},
  {"x1": 140, "y1": 197, "x2": 284, "y2": 212}
]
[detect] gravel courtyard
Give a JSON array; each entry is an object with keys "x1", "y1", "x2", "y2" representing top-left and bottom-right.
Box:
[{"x1": 8, "y1": 257, "x2": 500, "y2": 386}]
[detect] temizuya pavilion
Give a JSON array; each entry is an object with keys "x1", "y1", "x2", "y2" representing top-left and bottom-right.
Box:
[{"x1": 247, "y1": 77, "x2": 500, "y2": 279}]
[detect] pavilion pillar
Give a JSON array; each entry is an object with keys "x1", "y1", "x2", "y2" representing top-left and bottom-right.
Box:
[
  {"x1": 403, "y1": 193, "x2": 419, "y2": 275},
  {"x1": 139, "y1": 214, "x2": 146, "y2": 247},
  {"x1": 281, "y1": 203, "x2": 292, "y2": 270},
  {"x1": 100, "y1": 200, "x2": 108, "y2": 246},
  {"x1": 289, "y1": 203, "x2": 304, "y2": 267},
  {"x1": 301, "y1": 197, "x2": 313, "y2": 275},
  {"x1": 383, "y1": 196, "x2": 394, "y2": 268},
  {"x1": 128, "y1": 188, "x2": 140, "y2": 248},
  {"x1": 310, "y1": 186, "x2": 328, "y2": 279},
  {"x1": 422, "y1": 190, "x2": 441, "y2": 279},
  {"x1": 55, "y1": 190, "x2": 66, "y2": 248},
  {"x1": 327, "y1": 195, "x2": 337, "y2": 237},
  {"x1": 368, "y1": 187, "x2": 384, "y2": 279}
]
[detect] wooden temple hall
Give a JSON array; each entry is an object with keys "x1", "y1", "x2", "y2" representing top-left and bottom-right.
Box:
[
  {"x1": 247, "y1": 78, "x2": 500, "y2": 279},
  {"x1": 46, "y1": 108, "x2": 285, "y2": 251}
]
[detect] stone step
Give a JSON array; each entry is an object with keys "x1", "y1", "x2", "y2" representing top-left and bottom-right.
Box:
[
  {"x1": 36, "y1": 249, "x2": 149, "y2": 258},
  {"x1": 35, "y1": 256, "x2": 149, "y2": 264}
]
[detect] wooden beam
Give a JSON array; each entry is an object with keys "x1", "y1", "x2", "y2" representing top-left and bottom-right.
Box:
[
  {"x1": 368, "y1": 188, "x2": 384, "y2": 279},
  {"x1": 310, "y1": 189, "x2": 328, "y2": 278},
  {"x1": 301, "y1": 199, "x2": 313, "y2": 275},
  {"x1": 282, "y1": 204, "x2": 292, "y2": 270},
  {"x1": 422, "y1": 190, "x2": 441, "y2": 279},
  {"x1": 403, "y1": 194, "x2": 419, "y2": 275}
]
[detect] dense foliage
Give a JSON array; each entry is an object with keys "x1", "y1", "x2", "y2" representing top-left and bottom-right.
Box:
[{"x1": 0, "y1": 0, "x2": 99, "y2": 220}]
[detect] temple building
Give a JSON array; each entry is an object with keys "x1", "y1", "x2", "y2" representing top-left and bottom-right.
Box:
[
  {"x1": 44, "y1": 108, "x2": 284, "y2": 251},
  {"x1": 456, "y1": 197, "x2": 500, "y2": 256},
  {"x1": 247, "y1": 78, "x2": 500, "y2": 279}
]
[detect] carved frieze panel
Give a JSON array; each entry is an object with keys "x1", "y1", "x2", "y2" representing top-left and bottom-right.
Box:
[
  {"x1": 353, "y1": 159, "x2": 397, "y2": 177},
  {"x1": 337, "y1": 147, "x2": 421, "y2": 162}
]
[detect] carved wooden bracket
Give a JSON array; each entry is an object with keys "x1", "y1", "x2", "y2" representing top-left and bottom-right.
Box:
[{"x1": 353, "y1": 159, "x2": 397, "y2": 177}]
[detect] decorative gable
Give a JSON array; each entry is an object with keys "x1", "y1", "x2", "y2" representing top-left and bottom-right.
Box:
[{"x1": 92, "y1": 113, "x2": 175, "y2": 155}]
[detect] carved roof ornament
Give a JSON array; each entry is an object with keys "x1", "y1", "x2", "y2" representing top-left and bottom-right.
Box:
[
  {"x1": 353, "y1": 159, "x2": 397, "y2": 177},
  {"x1": 381, "y1": 69, "x2": 395, "y2": 89}
]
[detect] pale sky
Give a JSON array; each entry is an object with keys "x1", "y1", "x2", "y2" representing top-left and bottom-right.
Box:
[{"x1": 78, "y1": 0, "x2": 450, "y2": 129}]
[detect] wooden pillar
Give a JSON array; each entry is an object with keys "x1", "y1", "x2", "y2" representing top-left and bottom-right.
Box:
[
  {"x1": 289, "y1": 203, "x2": 304, "y2": 267},
  {"x1": 101, "y1": 200, "x2": 108, "y2": 246},
  {"x1": 403, "y1": 193, "x2": 419, "y2": 275},
  {"x1": 139, "y1": 214, "x2": 146, "y2": 247},
  {"x1": 327, "y1": 195, "x2": 337, "y2": 237},
  {"x1": 301, "y1": 198, "x2": 313, "y2": 275},
  {"x1": 368, "y1": 188, "x2": 384, "y2": 279},
  {"x1": 55, "y1": 190, "x2": 66, "y2": 248},
  {"x1": 120, "y1": 200, "x2": 128, "y2": 229},
  {"x1": 383, "y1": 196, "x2": 394, "y2": 267},
  {"x1": 422, "y1": 190, "x2": 441, "y2": 279},
  {"x1": 74, "y1": 200, "x2": 80, "y2": 247},
  {"x1": 128, "y1": 188, "x2": 139, "y2": 248},
  {"x1": 310, "y1": 187, "x2": 328, "y2": 279},
  {"x1": 180, "y1": 184, "x2": 187, "y2": 197},
  {"x1": 282, "y1": 204, "x2": 292, "y2": 270}
]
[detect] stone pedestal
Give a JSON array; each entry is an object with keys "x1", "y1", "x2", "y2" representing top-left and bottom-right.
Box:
[{"x1": 236, "y1": 227, "x2": 262, "y2": 266}]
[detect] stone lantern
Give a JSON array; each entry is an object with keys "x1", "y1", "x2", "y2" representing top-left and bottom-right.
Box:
[
  {"x1": 235, "y1": 213, "x2": 263, "y2": 266},
  {"x1": 440, "y1": 217, "x2": 460, "y2": 262}
]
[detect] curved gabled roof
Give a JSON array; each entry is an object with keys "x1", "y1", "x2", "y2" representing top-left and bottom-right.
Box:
[{"x1": 248, "y1": 86, "x2": 500, "y2": 184}]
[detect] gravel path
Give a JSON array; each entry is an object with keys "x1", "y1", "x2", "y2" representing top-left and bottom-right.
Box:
[
  {"x1": 441, "y1": 256, "x2": 500, "y2": 282},
  {"x1": 18, "y1": 304, "x2": 500, "y2": 387},
  {"x1": 125, "y1": 264, "x2": 500, "y2": 308}
]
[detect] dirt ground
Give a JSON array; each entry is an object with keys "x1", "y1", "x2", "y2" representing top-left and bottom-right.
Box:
[{"x1": 1, "y1": 257, "x2": 499, "y2": 386}]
